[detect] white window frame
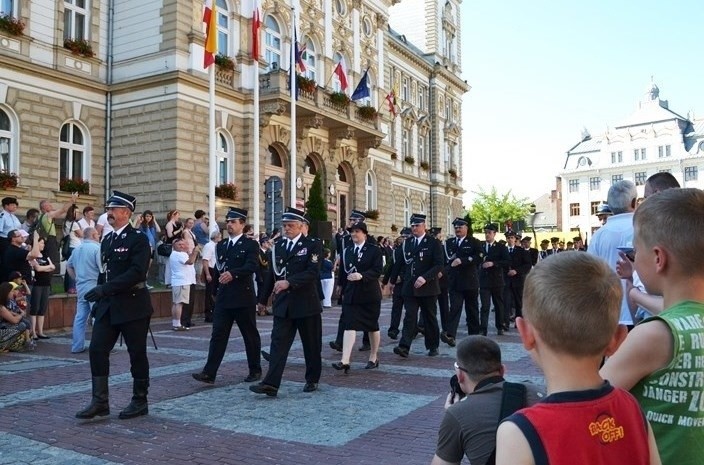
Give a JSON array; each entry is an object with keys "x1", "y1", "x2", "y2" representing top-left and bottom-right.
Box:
[
  {"x1": 64, "y1": 0, "x2": 89, "y2": 41},
  {"x1": 402, "y1": 129, "x2": 410, "y2": 158},
  {"x1": 216, "y1": 130, "x2": 234, "y2": 185},
  {"x1": 365, "y1": 170, "x2": 376, "y2": 210},
  {"x1": 684, "y1": 166, "x2": 698, "y2": 181},
  {"x1": 401, "y1": 77, "x2": 409, "y2": 101},
  {"x1": 59, "y1": 121, "x2": 89, "y2": 182},
  {"x1": 264, "y1": 16, "x2": 282, "y2": 72},
  {"x1": 403, "y1": 197, "x2": 410, "y2": 225},
  {"x1": 216, "y1": 0, "x2": 230, "y2": 56},
  {"x1": 0, "y1": 107, "x2": 19, "y2": 174},
  {"x1": 418, "y1": 135, "x2": 426, "y2": 163},
  {"x1": 303, "y1": 38, "x2": 316, "y2": 82},
  {"x1": 0, "y1": 0, "x2": 17, "y2": 16}
]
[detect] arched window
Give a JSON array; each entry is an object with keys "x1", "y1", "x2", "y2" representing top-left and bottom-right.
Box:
[
  {"x1": 264, "y1": 16, "x2": 282, "y2": 71},
  {"x1": 419, "y1": 200, "x2": 427, "y2": 214},
  {"x1": 216, "y1": 130, "x2": 234, "y2": 184},
  {"x1": 59, "y1": 121, "x2": 88, "y2": 181},
  {"x1": 332, "y1": 51, "x2": 348, "y2": 93},
  {"x1": 268, "y1": 145, "x2": 283, "y2": 166},
  {"x1": 216, "y1": 0, "x2": 230, "y2": 56},
  {"x1": 403, "y1": 197, "x2": 410, "y2": 225},
  {"x1": 365, "y1": 170, "x2": 376, "y2": 210},
  {"x1": 446, "y1": 207, "x2": 452, "y2": 235},
  {"x1": 0, "y1": 108, "x2": 17, "y2": 173},
  {"x1": 64, "y1": 0, "x2": 89, "y2": 41},
  {"x1": 303, "y1": 38, "x2": 316, "y2": 81},
  {"x1": 337, "y1": 164, "x2": 347, "y2": 182},
  {"x1": 304, "y1": 156, "x2": 317, "y2": 175}
]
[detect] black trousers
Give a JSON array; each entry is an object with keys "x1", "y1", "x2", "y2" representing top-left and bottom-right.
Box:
[
  {"x1": 204, "y1": 268, "x2": 217, "y2": 320},
  {"x1": 89, "y1": 315, "x2": 151, "y2": 378},
  {"x1": 479, "y1": 286, "x2": 504, "y2": 334},
  {"x1": 203, "y1": 304, "x2": 261, "y2": 377},
  {"x1": 389, "y1": 283, "x2": 404, "y2": 332},
  {"x1": 180, "y1": 284, "x2": 196, "y2": 327},
  {"x1": 399, "y1": 295, "x2": 439, "y2": 351},
  {"x1": 263, "y1": 314, "x2": 322, "y2": 388},
  {"x1": 448, "y1": 288, "x2": 480, "y2": 336},
  {"x1": 437, "y1": 287, "x2": 450, "y2": 332},
  {"x1": 503, "y1": 277, "x2": 524, "y2": 327}
]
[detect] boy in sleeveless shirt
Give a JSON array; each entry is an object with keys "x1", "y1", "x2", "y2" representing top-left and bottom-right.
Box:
[{"x1": 496, "y1": 252, "x2": 660, "y2": 465}]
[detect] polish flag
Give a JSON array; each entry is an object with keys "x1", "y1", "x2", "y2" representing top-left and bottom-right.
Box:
[
  {"x1": 333, "y1": 57, "x2": 349, "y2": 91},
  {"x1": 202, "y1": 0, "x2": 218, "y2": 68},
  {"x1": 252, "y1": 0, "x2": 262, "y2": 62}
]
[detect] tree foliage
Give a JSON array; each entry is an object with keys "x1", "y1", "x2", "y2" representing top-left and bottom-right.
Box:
[
  {"x1": 304, "y1": 172, "x2": 327, "y2": 221},
  {"x1": 467, "y1": 187, "x2": 531, "y2": 231}
]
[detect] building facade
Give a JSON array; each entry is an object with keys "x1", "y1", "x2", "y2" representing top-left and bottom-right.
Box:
[
  {"x1": 558, "y1": 82, "x2": 704, "y2": 236},
  {"x1": 0, "y1": 0, "x2": 468, "y2": 236}
]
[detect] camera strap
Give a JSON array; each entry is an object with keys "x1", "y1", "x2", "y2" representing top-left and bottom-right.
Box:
[{"x1": 486, "y1": 381, "x2": 528, "y2": 465}]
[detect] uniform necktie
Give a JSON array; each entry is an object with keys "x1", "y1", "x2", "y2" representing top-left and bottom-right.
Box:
[
  {"x1": 287, "y1": 240, "x2": 294, "y2": 254},
  {"x1": 354, "y1": 246, "x2": 360, "y2": 256},
  {"x1": 509, "y1": 247, "x2": 513, "y2": 253},
  {"x1": 486, "y1": 243, "x2": 490, "y2": 254}
]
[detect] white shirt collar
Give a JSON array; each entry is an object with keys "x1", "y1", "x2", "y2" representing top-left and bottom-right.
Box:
[
  {"x1": 288, "y1": 233, "x2": 303, "y2": 247},
  {"x1": 229, "y1": 233, "x2": 243, "y2": 244},
  {"x1": 112, "y1": 223, "x2": 129, "y2": 237}
]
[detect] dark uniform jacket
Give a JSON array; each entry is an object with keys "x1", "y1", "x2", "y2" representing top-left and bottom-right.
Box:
[
  {"x1": 383, "y1": 245, "x2": 405, "y2": 286},
  {"x1": 444, "y1": 235, "x2": 482, "y2": 291},
  {"x1": 255, "y1": 247, "x2": 272, "y2": 300},
  {"x1": 400, "y1": 234, "x2": 444, "y2": 297},
  {"x1": 215, "y1": 235, "x2": 259, "y2": 307},
  {"x1": 478, "y1": 241, "x2": 510, "y2": 288},
  {"x1": 339, "y1": 240, "x2": 383, "y2": 305},
  {"x1": 94, "y1": 224, "x2": 153, "y2": 325},
  {"x1": 259, "y1": 235, "x2": 323, "y2": 318},
  {"x1": 526, "y1": 247, "x2": 539, "y2": 266},
  {"x1": 505, "y1": 245, "x2": 533, "y2": 279}
]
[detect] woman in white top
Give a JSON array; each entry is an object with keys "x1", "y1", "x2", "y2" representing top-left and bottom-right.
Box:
[{"x1": 62, "y1": 204, "x2": 82, "y2": 294}]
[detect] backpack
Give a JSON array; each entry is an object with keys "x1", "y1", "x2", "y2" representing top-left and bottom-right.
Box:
[
  {"x1": 27, "y1": 213, "x2": 51, "y2": 243},
  {"x1": 485, "y1": 382, "x2": 528, "y2": 465}
]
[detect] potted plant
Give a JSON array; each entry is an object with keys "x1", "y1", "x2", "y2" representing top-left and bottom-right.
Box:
[
  {"x1": 328, "y1": 91, "x2": 350, "y2": 107},
  {"x1": 404, "y1": 156, "x2": 415, "y2": 165},
  {"x1": 390, "y1": 224, "x2": 398, "y2": 232},
  {"x1": 391, "y1": 153, "x2": 398, "y2": 160},
  {"x1": 420, "y1": 161, "x2": 429, "y2": 170},
  {"x1": 0, "y1": 14, "x2": 24, "y2": 36},
  {"x1": 296, "y1": 75, "x2": 317, "y2": 93},
  {"x1": 215, "y1": 53, "x2": 235, "y2": 71},
  {"x1": 59, "y1": 178, "x2": 90, "y2": 194},
  {"x1": 64, "y1": 38, "x2": 95, "y2": 58},
  {"x1": 448, "y1": 168, "x2": 458, "y2": 178},
  {"x1": 215, "y1": 183, "x2": 237, "y2": 200},
  {"x1": 364, "y1": 209, "x2": 379, "y2": 220},
  {"x1": 0, "y1": 170, "x2": 19, "y2": 189},
  {"x1": 357, "y1": 106, "x2": 378, "y2": 121}
]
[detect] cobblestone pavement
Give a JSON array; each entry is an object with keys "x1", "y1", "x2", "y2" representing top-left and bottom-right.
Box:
[{"x1": 0, "y1": 300, "x2": 544, "y2": 465}]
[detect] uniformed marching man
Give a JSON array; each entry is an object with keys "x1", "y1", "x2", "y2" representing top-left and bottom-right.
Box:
[
  {"x1": 250, "y1": 207, "x2": 323, "y2": 396},
  {"x1": 538, "y1": 239, "x2": 550, "y2": 261},
  {"x1": 444, "y1": 216, "x2": 482, "y2": 342},
  {"x1": 521, "y1": 236, "x2": 539, "y2": 266},
  {"x1": 503, "y1": 230, "x2": 532, "y2": 329},
  {"x1": 382, "y1": 227, "x2": 411, "y2": 340},
  {"x1": 393, "y1": 213, "x2": 444, "y2": 358},
  {"x1": 76, "y1": 191, "x2": 153, "y2": 420},
  {"x1": 478, "y1": 223, "x2": 510, "y2": 336},
  {"x1": 192, "y1": 207, "x2": 262, "y2": 385}
]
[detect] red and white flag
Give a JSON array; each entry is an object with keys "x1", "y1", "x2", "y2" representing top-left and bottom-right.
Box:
[
  {"x1": 385, "y1": 89, "x2": 397, "y2": 117},
  {"x1": 333, "y1": 57, "x2": 349, "y2": 91},
  {"x1": 202, "y1": 0, "x2": 218, "y2": 68},
  {"x1": 251, "y1": 0, "x2": 262, "y2": 62}
]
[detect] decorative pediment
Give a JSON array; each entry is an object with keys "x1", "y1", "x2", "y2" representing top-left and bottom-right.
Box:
[
  {"x1": 418, "y1": 115, "x2": 431, "y2": 136},
  {"x1": 444, "y1": 122, "x2": 461, "y2": 140},
  {"x1": 401, "y1": 106, "x2": 418, "y2": 129}
]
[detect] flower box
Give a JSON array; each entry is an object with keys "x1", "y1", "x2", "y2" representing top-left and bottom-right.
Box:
[
  {"x1": 357, "y1": 106, "x2": 378, "y2": 121},
  {"x1": 0, "y1": 170, "x2": 19, "y2": 189},
  {"x1": 364, "y1": 209, "x2": 379, "y2": 220},
  {"x1": 64, "y1": 38, "x2": 95, "y2": 58},
  {"x1": 215, "y1": 183, "x2": 237, "y2": 201},
  {"x1": 420, "y1": 161, "x2": 429, "y2": 170},
  {"x1": 59, "y1": 178, "x2": 90, "y2": 194},
  {"x1": 0, "y1": 14, "x2": 24, "y2": 36},
  {"x1": 297, "y1": 75, "x2": 317, "y2": 93},
  {"x1": 448, "y1": 168, "x2": 458, "y2": 178},
  {"x1": 328, "y1": 91, "x2": 351, "y2": 107},
  {"x1": 215, "y1": 53, "x2": 235, "y2": 71},
  {"x1": 404, "y1": 156, "x2": 415, "y2": 165}
]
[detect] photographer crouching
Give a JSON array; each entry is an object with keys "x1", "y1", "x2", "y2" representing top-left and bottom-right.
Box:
[{"x1": 431, "y1": 336, "x2": 543, "y2": 465}]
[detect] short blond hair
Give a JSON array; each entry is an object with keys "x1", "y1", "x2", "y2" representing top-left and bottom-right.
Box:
[
  {"x1": 523, "y1": 252, "x2": 622, "y2": 357},
  {"x1": 634, "y1": 188, "x2": 704, "y2": 273}
]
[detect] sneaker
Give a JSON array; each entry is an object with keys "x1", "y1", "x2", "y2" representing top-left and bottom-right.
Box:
[
  {"x1": 146, "y1": 284, "x2": 154, "y2": 290},
  {"x1": 173, "y1": 326, "x2": 189, "y2": 331}
]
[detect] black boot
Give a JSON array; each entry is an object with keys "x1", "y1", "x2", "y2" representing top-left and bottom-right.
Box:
[
  {"x1": 118, "y1": 378, "x2": 149, "y2": 419},
  {"x1": 75, "y1": 376, "x2": 110, "y2": 419}
]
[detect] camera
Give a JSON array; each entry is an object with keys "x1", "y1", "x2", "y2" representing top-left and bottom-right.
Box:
[{"x1": 450, "y1": 374, "x2": 466, "y2": 400}]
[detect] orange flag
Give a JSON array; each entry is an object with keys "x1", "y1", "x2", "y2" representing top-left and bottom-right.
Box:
[{"x1": 203, "y1": 0, "x2": 218, "y2": 68}]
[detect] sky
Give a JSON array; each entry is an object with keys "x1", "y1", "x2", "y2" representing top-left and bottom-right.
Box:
[{"x1": 460, "y1": 0, "x2": 704, "y2": 206}]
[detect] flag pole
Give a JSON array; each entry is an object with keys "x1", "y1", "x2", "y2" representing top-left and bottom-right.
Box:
[
  {"x1": 289, "y1": 4, "x2": 297, "y2": 208},
  {"x1": 253, "y1": 60, "x2": 260, "y2": 234},
  {"x1": 208, "y1": 64, "x2": 217, "y2": 234}
]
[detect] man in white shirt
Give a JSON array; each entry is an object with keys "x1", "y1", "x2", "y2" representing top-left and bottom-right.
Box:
[
  {"x1": 588, "y1": 180, "x2": 637, "y2": 327},
  {"x1": 169, "y1": 239, "x2": 200, "y2": 331},
  {"x1": 201, "y1": 230, "x2": 221, "y2": 323},
  {"x1": 0, "y1": 196, "x2": 22, "y2": 255},
  {"x1": 96, "y1": 211, "x2": 114, "y2": 240}
]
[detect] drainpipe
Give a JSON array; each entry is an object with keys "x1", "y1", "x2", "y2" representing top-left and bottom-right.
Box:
[
  {"x1": 428, "y1": 66, "x2": 438, "y2": 226},
  {"x1": 104, "y1": 0, "x2": 115, "y2": 200}
]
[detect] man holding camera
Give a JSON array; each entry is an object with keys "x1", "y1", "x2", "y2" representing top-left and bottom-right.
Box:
[{"x1": 432, "y1": 336, "x2": 542, "y2": 465}]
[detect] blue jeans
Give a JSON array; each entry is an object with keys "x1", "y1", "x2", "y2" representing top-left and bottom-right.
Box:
[{"x1": 72, "y1": 298, "x2": 93, "y2": 353}]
